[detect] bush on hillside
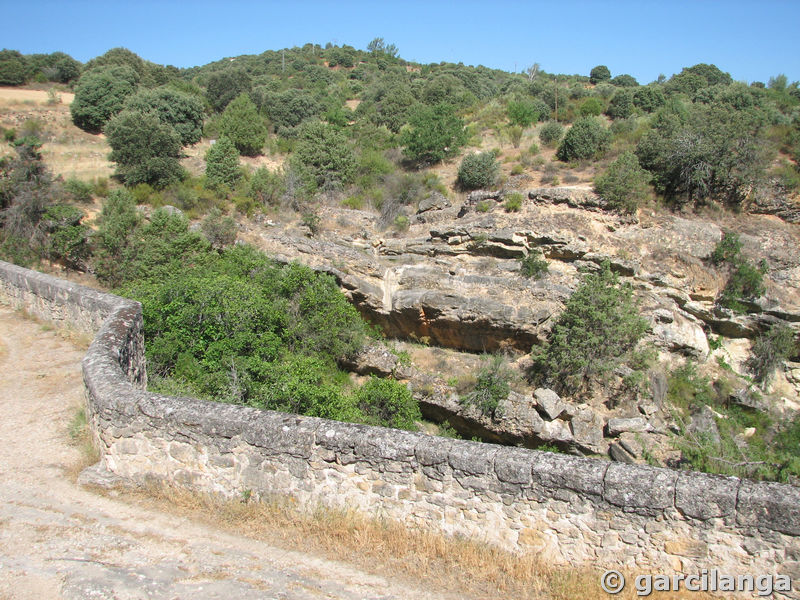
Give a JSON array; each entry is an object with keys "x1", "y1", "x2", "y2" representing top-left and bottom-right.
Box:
[
  {"x1": 507, "y1": 99, "x2": 539, "y2": 127},
  {"x1": 538, "y1": 121, "x2": 564, "y2": 147},
  {"x1": 531, "y1": 262, "x2": 649, "y2": 395},
  {"x1": 457, "y1": 151, "x2": 499, "y2": 190},
  {"x1": 746, "y1": 324, "x2": 797, "y2": 388},
  {"x1": 400, "y1": 103, "x2": 467, "y2": 164},
  {"x1": 105, "y1": 109, "x2": 183, "y2": 188},
  {"x1": 593, "y1": 151, "x2": 652, "y2": 213},
  {"x1": 124, "y1": 87, "x2": 205, "y2": 145},
  {"x1": 292, "y1": 120, "x2": 356, "y2": 188},
  {"x1": 589, "y1": 65, "x2": 611, "y2": 85},
  {"x1": 218, "y1": 93, "x2": 267, "y2": 156},
  {"x1": 556, "y1": 117, "x2": 610, "y2": 161},
  {"x1": 205, "y1": 136, "x2": 241, "y2": 188},
  {"x1": 71, "y1": 66, "x2": 138, "y2": 133}
]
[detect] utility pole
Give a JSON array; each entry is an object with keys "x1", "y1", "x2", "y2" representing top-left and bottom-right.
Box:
[{"x1": 554, "y1": 77, "x2": 558, "y2": 122}]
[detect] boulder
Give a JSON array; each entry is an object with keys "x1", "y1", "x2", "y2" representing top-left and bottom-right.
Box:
[
  {"x1": 417, "y1": 192, "x2": 451, "y2": 214},
  {"x1": 528, "y1": 187, "x2": 607, "y2": 210},
  {"x1": 570, "y1": 409, "x2": 608, "y2": 454},
  {"x1": 609, "y1": 442, "x2": 636, "y2": 464},
  {"x1": 607, "y1": 417, "x2": 651, "y2": 437},
  {"x1": 533, "y1": 388, "x2": 565, "y2": 420},
  {"x1": 338, "y1": 343, "x2": 399, "y2": 377}
]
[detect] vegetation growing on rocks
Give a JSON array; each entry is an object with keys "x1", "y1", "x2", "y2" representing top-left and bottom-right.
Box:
[
  {"x1": 530, "y1": 263, "x2": 650, "y2": 396},
  {"x1": 1, "y1": 41, "x2": 800, "y2": 482}
]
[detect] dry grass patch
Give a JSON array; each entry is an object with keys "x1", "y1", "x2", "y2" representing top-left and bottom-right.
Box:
[
  {"x1": 66, "y1": 404, "x2": 100, "y2": 480},
  {"x1": 12, "y1": 306, "x2": 93, "y2": 350},
  {"x1": 93, "y1": 480, "x2": 718, "y2": 600}
]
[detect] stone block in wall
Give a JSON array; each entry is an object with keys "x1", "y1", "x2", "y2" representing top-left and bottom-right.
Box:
[
  {"x1": 737, "y1": 479, "x2": 800, "y2": 536},
  {"x1": 529, "y1": 451, "x2": 607, "y2": 497},
  {"x1": 315, "y1": 419, "x2": 367, "y2": 458},
  {"x1": 603, "y1": 463, "x2": 677, "y2": 510},
  {"x1": 448, "y1": 440, "x2": 498, "y2": 475},
  {"x1": 675, "y1": 471, "x2": 738, "y2": 520},
  {"x1": 494, "y1": 447, "x2": 534, "y2": 486},
  {"x1": 241, "y1": 411, "x2": 320, "y2": 459},
  {"x1": 354, "y1": 427, "x2": 418, "y2": 465}
]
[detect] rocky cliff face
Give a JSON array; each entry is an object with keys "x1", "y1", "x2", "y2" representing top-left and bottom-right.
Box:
[{"x1": 241, "y1": 186, "x2": 800, "y2": 465}]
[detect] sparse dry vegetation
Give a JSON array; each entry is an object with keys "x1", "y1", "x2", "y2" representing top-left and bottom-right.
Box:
[{"x1": 107, "y1": 480, "x2": 715, "y2": 600}]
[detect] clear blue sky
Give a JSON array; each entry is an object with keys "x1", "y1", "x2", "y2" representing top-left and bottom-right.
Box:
[{"x1": 3, "y1": 0, "x2": 798, "y2": 84}]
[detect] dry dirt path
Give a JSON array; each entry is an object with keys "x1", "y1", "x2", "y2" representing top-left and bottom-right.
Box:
[{"x1": 0, "y1": 307, "x2": 454, "y2": 600}]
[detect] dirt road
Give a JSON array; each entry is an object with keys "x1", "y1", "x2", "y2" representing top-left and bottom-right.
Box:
[{"x1": 0, "y1": 307, "x2": 452, "y2": 600}]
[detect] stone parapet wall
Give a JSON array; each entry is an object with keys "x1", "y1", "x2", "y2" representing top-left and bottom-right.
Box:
[{"x1": 1, "y1": 260, "x2": 798, "y2": 592}]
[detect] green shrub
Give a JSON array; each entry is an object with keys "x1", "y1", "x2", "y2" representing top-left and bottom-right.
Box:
[
  {"x1": 538, "y1": 121, "x2": 564, "y2": 147},
  {"x1": 531, "y1": 262, "x2": 649, "y2": 395},
  {"x1": 669, "y1": 367, "x2": 800, "y2": 483},
  {"x1": 719, "y1": 260, "x2": 767, "y2": 313},
  {"x1": 775, "y1": 159, "x2": 800, "y2": 191},
  {"x1": 18, "y1": 118, "x2": 49, "y2": 142},
  {"x1": 70, "y1": 66, "x2": 138, "y2": 133},
  {"x1": 746, "y1": 324, "x2": 796, "y2": 387},
  {"x1": 589, "y1": 65, "x2": 611, "y2": 85},
  {"x1": 400, "y1": 103, "x2": 467, "y2": 164},
  {"x1": 457, "y1": 151, "x2": 500, "y2": 190},
  {"x1": 633, "y1": 86, "x2": 665, "y2": 113},
  {"x1": 393, "y1": 214, "x2": 410, "y2": 231},
  {"x1": 711, "y1": 231, "x2": 743, "y2": 266},
  {"x1": 92, "y1": 189, "x2": 142, "y2": 285},
  {"x1": 63, "y1": 178, "x2": 94, "y2": 203},
  {"x1": 507, "y1": 99, "x2": 540, "y2": 127},
  {"x1": 666, "y1": 362, "x2": 714, "y2": 412},
  {"x1": 218, "y1": 93, "x2": 267, "y2": 156},
  {"x1": 579, "y1": 97, "x2": 603, "y2": 116},
  {"x1": 93, "y1": 191, "x2": 212, "y2": 286},
  {"x1": 105, "y1": 109, "x2": 183, "y2": 188},
  {"x1": 476, "y1": 200, "x2": 492, "y2": 213},
  {"x1": 205, "y1": 67, "x2": 251, "y2": 112},
  {"x1": 520, "y1": 251, "x2": 548, "y2": 279},
  {"x1": 636, "y1": 102, "x2": 769, "y2": 207},
  {"x1": 292, "y1": 120, "x2": 356, "y2": 188},
  {"x1": 462, "y1": 355, "x2": 512, "y2": 417},
  {"x1": 605, "y1": 90, "x2": 635, "y2": 120},
  {"x1": 610, "y1": 74, "x2": 638, "y2": 87},
  {"x1": 301, "y1": 211, "x2": 321, "y2": 235},
  {"x1": 0, "y1": 49, "x2": 28, "y2": 86},
  {"x1": 93, "y1": 177, "x2": 110, "y2": 198},
  {"x1": 593, "y1": 151, "x2": 652, "y2": 214},
  {"x1": 556, "y1": 117, "x2": 611, "y2": 162},
  {"x1": 341, "y1": 194, "x2": 365, "y2": 210},
  {"x1": 201, "y1": 208, "x2": 237, "y2": 249},
  {"x1": 528, "y1": 142, "x2": 540, "y2": 155},
  {"x1": 124, "y1": 87, "x2": 205, "y2": 146},
  {"x1": 205, "y1": 136, "x2": 241, "y2": 188},
  {"x1": 123, "y1": 246, "x2": 370, "y2": 405},
  {"x1": 40, "y1": 204, "x2": 90, "y2": 268},
  {"x1": 248, "y1": 167, "x2": 285, "y2": 207},
  {"x1": 507, "y1": 124, "x2": 524, "y2": 148},
  {"x1": 504, "y1": 192, "x2": 523, "y2": 212},
  {"x1": 232, "y1": 195, "x2": 258, "y2": 216},
  {"x1": 510, "y1": 164, "x2": 524, "y2": 176},
  {"x1": 352, "y1": 377, "x2": 421, "y2": 430}
]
